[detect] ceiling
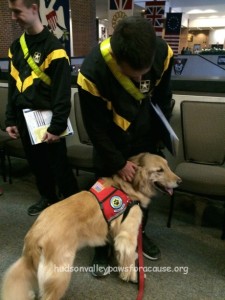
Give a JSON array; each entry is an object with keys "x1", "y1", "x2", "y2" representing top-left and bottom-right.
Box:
[{"x1": 96, "y1": 0, "x2": 225, "y2": 30}]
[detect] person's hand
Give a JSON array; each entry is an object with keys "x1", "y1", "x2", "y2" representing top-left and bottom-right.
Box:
[
  {"x1": 6, "y1": 126, "x2": 20, "y2": 139},
  {"x1": 42, "y1": 132, "x2": 60, "y2": 143},
  {"x1": 118, "y1": 160, "x2": 138, "y2": 182}
]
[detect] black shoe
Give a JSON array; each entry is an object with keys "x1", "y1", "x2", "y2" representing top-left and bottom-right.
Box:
[
  {"x1": 142, "y1": 233, "x2": 161, "y2": 260},
  {"x1": 91, "y1": 245, "x2": 111, "y2": 277},
  {"x1": 27, "y1": 197, "x2": 51, "y2": 216}
]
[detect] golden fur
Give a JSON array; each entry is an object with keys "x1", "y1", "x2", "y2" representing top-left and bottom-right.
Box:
[{"x1": 1, "y1": 153, "x2": 181, "y2": 300}]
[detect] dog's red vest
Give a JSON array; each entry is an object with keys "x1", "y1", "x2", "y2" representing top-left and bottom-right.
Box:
[{"x1": 90, "y1": 179, "x2": 132, "y2": 223}]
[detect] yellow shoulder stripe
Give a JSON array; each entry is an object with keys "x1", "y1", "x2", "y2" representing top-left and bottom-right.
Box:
[
  {"x1": 41, "y1": 49, "x2": 69, "y2": 71},
  {"x1": 77, "y1": 72, "x2": 101, "y2": 97},
  {"x1": 112, "y1": 110, "x2": 131, "y2": 131},
  {"x1": 77, "y1": 72, "x2": 131, "y2": 131},
  {"x1": 155, "y1": 44, "x2": 173, "y2": 86},
  {"x1": 9, "y1": 48, "x2": 69, "y2": 92},
  {"x1": 100, "y1": 38, "x2": 145, "y2": 102},
  {"x1": 8, "y1": 49, "x2": 12, "y2": 59}
]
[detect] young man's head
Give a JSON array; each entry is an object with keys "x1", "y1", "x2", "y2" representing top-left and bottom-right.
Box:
[
  {"x1": 110, "y1": 16, "x2": 156, "y2": 81},
  {"x1": 8, "y1": 0, "x2": 41, "y2": 33}
]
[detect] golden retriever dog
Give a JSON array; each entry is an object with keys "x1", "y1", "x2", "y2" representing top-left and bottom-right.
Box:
[{"x1": 1, "y1": 153, "x2": 181, "y2": 300}]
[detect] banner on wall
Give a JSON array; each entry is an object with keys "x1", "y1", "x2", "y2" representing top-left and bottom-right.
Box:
[
  {"x1": 145, "y1": 1, "x2": 165, "y2": 37},
  {"x1": 173, "y1": 58, "x2": 187, "y2": 75},
  {"x1": 108, "y1": 0, "x2": 134, "y2": 35},
  {"x1": 164, "y1": 13, "x2": 182, "y2": 56},
  {"x1": 217, "y1": 55, "x2": 225, "y2": 65},
  {"x1": 39, "y1": 0, "x2": 71, "y2": 56}
]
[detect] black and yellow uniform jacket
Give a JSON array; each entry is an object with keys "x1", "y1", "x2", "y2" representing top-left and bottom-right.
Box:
[
  {"x1": 77, "y1": 37, "x2": 174, "y2": 175},
  {"x1": 6, "y1": 26, "x2": 71, "y2": 135}
]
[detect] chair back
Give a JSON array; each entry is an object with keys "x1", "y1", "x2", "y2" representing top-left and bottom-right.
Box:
[
  {"x1": 74, "y1": 92, "x2": 92, "y2": 145},
  {"x1": 0, "y1": 87, "x2": 8, "y2": 130},
  {"x1": 181, "y1": 101, "x2": 225, "y2": 165}
]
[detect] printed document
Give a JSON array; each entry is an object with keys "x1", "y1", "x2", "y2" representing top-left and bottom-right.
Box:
[
  {"x1": 23, "y1": 109, "x2": 74, "y2": 145},
  {"x1": 150, "y1": 102, "x2": 179, "y2": 156}
]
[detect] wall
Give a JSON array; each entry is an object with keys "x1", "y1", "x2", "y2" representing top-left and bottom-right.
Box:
[
  {"x1": 0, "y1": 1, "x2": 97, "y2": 58},
  {"x1": 208, "y1": 29, "x2": 225, "y2": 48},
  {"x1": 70, "y1": 0, "x2": 97, "y2": 57},
  {"x1": 179, "y1": 28, "x2": 188, "y2": 54},
  {"x1": 179, "y1": 28, "x2": 211, "y2": 54},
  {"x1": 188, "y1": 30, "x2": 209, "y2": 53},
  {"x1": 0, "y1": 2, "x2": 22, "y2": 57}
]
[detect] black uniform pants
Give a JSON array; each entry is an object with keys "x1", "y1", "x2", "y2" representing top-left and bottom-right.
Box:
[{"x1": 17, "y1": 110, "x2": 78, "y2": 202}]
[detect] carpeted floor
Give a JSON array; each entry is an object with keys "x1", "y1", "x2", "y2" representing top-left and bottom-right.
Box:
[{"x1": 0, "y1": 158, "x2": 225, "y2": 300}]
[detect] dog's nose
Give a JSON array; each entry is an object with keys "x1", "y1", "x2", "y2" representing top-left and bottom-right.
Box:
[{"x1": 177, "y1": 178, "x2": 182, "y2": 185}]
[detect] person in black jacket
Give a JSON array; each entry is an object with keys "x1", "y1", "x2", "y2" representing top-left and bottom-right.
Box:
[
  {"x1": 6, "y1": 0, "x2": 78, "y2": 216},
  {"x1": 77, "y1": 16, "x2": 174, "y2": 277}
]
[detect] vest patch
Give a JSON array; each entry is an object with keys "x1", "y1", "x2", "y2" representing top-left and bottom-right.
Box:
[
  {"x1": 33, "y1": 52, "x2": 41, "y2": 64},
  {"x1": 140, "y1": 80, "x2": 150, "y2": 93},
  {"x1": 90, "y1": 179, "x2": 132, "y2": 223}
]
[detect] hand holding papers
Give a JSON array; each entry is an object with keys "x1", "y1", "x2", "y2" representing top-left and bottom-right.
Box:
[
  {"x1": 23, "y1": 109, "x2": 74, "y2": 145},
  {"x1": 150, "y1": 102, "x2": 179, "y2": 156}
]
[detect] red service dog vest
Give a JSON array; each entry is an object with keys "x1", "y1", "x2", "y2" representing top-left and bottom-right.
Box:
[{"x1": 90, "y1": 179, "x2": 132, "y2": 223}]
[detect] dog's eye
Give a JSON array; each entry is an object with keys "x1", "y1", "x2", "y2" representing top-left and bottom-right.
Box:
[{"x1": 157, "y1": 168, "x2": 164, "y2": 173}]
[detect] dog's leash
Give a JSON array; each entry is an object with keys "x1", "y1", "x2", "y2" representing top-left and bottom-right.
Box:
[{"x1": 136, "y1": 224, "x2": 145, "y2": 300}]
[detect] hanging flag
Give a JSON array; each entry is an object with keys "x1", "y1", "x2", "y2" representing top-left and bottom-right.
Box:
[
  {"x1": 173, "y1": 58, "x2": 187, "y2": 75},
  {"x1": 108, "y1": 0, "x2": 134, "y2": 35},
  {"x1": 39, "y1": 0, "x2": 71, "y2": 56},
  {"x1": 164, "y1": 13, "x2": 182, "y2": 56},
  {"x1": 145, "y1": 1, "x2": 165, "y2": 37}
]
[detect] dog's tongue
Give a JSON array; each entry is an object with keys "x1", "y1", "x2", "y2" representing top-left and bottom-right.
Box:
[{"x1": 165, "y1": 188, "x2": 173, "y2": 195}]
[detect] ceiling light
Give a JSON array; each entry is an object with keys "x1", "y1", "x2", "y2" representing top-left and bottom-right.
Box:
[{"x1": 186, "y1": 9, "x2": 217, "y2": 14}]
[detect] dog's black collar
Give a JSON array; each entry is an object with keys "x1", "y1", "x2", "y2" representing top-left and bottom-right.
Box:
[{"x1": 121, "y1": 200, "x2": 140, "y2": 223}]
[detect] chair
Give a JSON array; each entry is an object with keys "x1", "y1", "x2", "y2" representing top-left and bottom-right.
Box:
[
  {"x1": 0, "y1": 87, "x2": 13, "y2": 181},
  {"x1": 0, "y1": 87, "x2": 26, "y2": 183},
  {"x1": 167, "y1": 101, "x2": 225, "y2": 240},
  {"x1": 0, "y1": 131, "x2": 11, "y2": 182},
  {"x1": 67, "y1": 92, "x2": 94, "y2": 175}
]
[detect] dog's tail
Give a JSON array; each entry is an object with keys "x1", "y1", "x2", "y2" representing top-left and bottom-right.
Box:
[{"x1": 1, "y1": 256, "x2": 36, "y2": 300}]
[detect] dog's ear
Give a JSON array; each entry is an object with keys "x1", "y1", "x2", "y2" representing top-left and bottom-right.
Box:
[
  {"x1": 132, "y1": 166, "x2": 146, "y2": 191},
  {"x1": 129, "y1": 152, "x2": 147, "y2": 166}
]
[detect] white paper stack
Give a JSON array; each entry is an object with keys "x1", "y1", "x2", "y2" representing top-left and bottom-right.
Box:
[{"x1": 23, "y1": 109, "x2": 74, "y2": 145}]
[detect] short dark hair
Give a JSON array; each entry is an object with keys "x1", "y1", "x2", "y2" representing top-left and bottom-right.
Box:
[
  {"x1": 110, "y1": 16, "x2": 156, "y2": 70},
  {"x1": 9, "y1": 0, "x2": 40, "y2": 8}
]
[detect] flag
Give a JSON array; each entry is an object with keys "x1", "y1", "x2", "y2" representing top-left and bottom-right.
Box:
[
  {"x1": 145, "y1": 1, "x2": 165, "y2": 37},
  {"x1": 46, "y1": 10, "x2": 58, "y2": 31},
  {"x1": 39, "y1": 0, "x2": 71, "y2": 56},
  {"x1": 173, "y1": 58, "x2": 187, "y2": 75},
  {"x1": 108, "y1": 0, "x2": 134, "y2": 35},
  {"x1": 164, "y1": 13, "x2": 182, "y2": 56}
]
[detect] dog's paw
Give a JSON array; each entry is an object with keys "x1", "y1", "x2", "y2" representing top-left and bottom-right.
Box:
[
  {"x1": 119, "y1": 265, "x2": 138, "y2": 283},
  {"x1": 129, "y1": 273, "x2": 138, "y2": 284}
]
